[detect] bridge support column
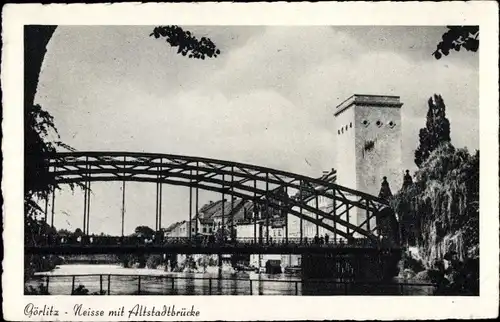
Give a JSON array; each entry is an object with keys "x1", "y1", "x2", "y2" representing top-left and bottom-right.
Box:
[
  {"x1": 253, "y1": 180, "x2": 257, "y2": 244},
  {"x1": 332, "y1": 192, "x2": 337, "y2": 243},
  {"x1": 50, "y1": 185, "x2": 56, "y2": 228},
  {"x1": 285, "y1": 186, "x2": 288, "y2": 244},
  {"x1": 155, "y1": 169, "x2": 163, "y2": 236},
  {"x1": 301, "y1": 251, "x2": 401, "y2": 282},
  {"x1": 222, "y1": 174, "x2": 225, "y2": 241},
  {"x1": 315, "y1": 195, "x2": 319, "y2": 237},
  {"x1": 299, "y1": 181, "x2": 303, "y2": 244},
  {"x1": 86, "y1": 181, "x2": 91, "y2": 235},
  {"x1": 82, "y1": 168, "x2": 92, "y2": 236},
  {"x1": 230, "y1": 254, "x2": 238, "y2": 268},
  {"x1": 346, "y1": 204, "x2": 350, "y2": 237},
  {"x1": 218, "y1": 254, "x2": 223, "y2": 275},
  {"x1": 121, "y1": 179, "x2": 126, "y2": 237},
  {"x1": 189, "y1": 170, "x2": 193, "y2": 239},
  {"x1": 83, "y1": 180, "x2": 87, "y2": 235},
  {"x1": 44, "y1": 194, "x2": 48, "y2": 224},
  {"x1": 265, "y1": 173, "x2": 269, "y2": 245},
  {"x1": 231, "y1": 169, "x2": 235, "y2": 241},
  {"x1": 159, "y1": 159, "x2": 163, "y2": 232},
  {"x1": 195, "y1": 164, "x2": 199, "y2": 236}
]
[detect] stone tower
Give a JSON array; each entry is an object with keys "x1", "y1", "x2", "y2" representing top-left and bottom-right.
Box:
[{"x1": 334, "y1": 94, "x2": 403, "y2": 233}]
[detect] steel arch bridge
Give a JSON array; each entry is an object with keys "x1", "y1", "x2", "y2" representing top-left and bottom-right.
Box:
[{"x1": 46, "y1": 151, "x2": 399, "y2": 247}]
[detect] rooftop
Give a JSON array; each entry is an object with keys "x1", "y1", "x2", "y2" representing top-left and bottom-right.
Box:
[
  {"x1": 334, "y1": 94, "x2": 402, "y2": 117},
  {"x1": 164, "y1": 220, "x2": 186, "y2": 232}
]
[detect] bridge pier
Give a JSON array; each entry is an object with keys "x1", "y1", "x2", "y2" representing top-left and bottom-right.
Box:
[
  {"x1": 301, "y1": 250, "x2": 401, "y2": 281},
  {"x1": 164, "y1": 253, "x2": 177, "y2": 271}
]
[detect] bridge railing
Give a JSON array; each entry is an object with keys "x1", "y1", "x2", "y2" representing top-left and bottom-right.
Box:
[{"x1": 27, "y1": 234, "x2": 396, "y2": 249}]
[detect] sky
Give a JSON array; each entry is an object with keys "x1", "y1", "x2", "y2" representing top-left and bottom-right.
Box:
[{"x1": 35, "y1": 26, "x2": 479, "y2": 235}]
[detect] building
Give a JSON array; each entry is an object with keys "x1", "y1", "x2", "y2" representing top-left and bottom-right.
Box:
[
  {"x1": 196, "y1": 217, "x2": 216, "y2": 235},
  {"x1": 287, "y1": 169, "x2": 340, "y2": 241},
  {"x1": 163, "y1": 221, "x2": 189, "y2": 238},
  {"x1": 334, "y1": 94, "x2": 403, "y2": 236}
]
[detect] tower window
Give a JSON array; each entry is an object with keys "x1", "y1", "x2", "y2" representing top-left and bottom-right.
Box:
[
  {"x1": 338, "y1": 130, "x2": 340, "y2": 135},
  {"x1": 388, "y1": 121, "x2": 396, "y2": 128},
  {"x1": 341, "y1": 128, "x2": 344, "y2": 134},
  {"x1": 350, "y1": 122, "x2": 352, "y2": 128},
  {"x1": 376, "y1": 120, "x2": 382, "y2": 127},
  {"x1": 345, "y1": 125, "x2": 348, "y2": 131},
  {"x1": 362, "y1": 120, "x2": 369, "y2": 126}
]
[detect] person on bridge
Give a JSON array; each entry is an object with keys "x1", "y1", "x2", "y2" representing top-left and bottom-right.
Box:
[{"x1": 325, "y1": 233, "x2": 329, "y2": 244}]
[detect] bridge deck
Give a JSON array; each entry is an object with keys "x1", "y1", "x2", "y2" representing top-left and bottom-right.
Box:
[{"x1": 26, "y1": 243, "x2": 401, "y2": 255}]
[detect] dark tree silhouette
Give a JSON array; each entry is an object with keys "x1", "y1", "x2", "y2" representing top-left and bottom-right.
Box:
[
  {"x1": 73, "y1": 228, "x2": 84, "y2": 237},
  {"x1": 24, "y1": 26, "x2": 62, "y2": 218},
  {"x1": 414, "y1": 94, "x2": 452, "y2": 168},
  {"x1": 150, "y1": 25, "x2": 220, "y2": 59},
  {"x1": 134, "y1": 226, "x2": 155, "y2": 238},
  {"x1": 57, "y1": 228, "x2": 72, "y2": 236},
  {"x1": 433, "y1": 26, "x2": 479, "y2": 59}
]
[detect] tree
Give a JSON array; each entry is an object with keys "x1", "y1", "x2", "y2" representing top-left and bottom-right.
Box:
[
  {"x1": 24, "y1": 26, "x2": 64, "y2": 220},
  {"x1": 433, "y1": 26, "x2": 479, "y2": 60},
  {"x1": 150, "y1": 26, "x2": 220, "y2": 59},
  {"x1": 57, "y1": 228, "x2": 72, "y2": 236},
  {"x1": 73, "y1": 228, "x2": 83, "y2": 237},
  {"x1": 134, "y1": 226, "x2": 155, "y2": 238},
  {"x1": 414, "y1": 94, "x2": 451, "y2": 168},
  {"x1": 392, "y1": 143, "x2": 479, "y2": 255}
]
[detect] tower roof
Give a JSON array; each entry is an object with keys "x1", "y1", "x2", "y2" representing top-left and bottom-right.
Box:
[{"x1": 334, "y1": 94, "x2": 403, "y2": 116}]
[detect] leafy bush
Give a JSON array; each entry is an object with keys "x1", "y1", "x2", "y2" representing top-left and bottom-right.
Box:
[
  {"x1": 71, "y1": 284, "x2": 106, "y2": 295},
  {"x1": 25, "y1": 283, "x2": 50, "y2": 295},
  {"x1": 146, "y1": 255, "x2": 163, "y2": 269}
]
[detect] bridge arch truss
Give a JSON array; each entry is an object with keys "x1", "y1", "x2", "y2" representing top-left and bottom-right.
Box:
[{"x1": 48, "y1": 152, "x2": 396, "y2": 246}]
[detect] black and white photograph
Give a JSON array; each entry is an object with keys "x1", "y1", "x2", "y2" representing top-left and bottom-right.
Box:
[{"x1": 2, "y1": 2, "x2": 498, "y2": 321}]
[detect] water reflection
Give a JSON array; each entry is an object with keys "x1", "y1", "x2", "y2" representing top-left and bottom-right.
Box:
[{"x1": 25, "y1": 264, "x2": 435, "y2": 296}]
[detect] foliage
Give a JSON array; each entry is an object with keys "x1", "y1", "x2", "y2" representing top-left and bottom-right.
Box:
[
  {"x1": 57, "y1": 228, "x2": 73, "y2": 236},
  {"x1": 433, "y1": 26, "x2": 479, "y2": 59},
  {"x1": 119, "y1": 254, "x2": 135, "y2": 268},
  {"x1": 150, "y1": 26, "x2": 220, "y2": 59},
  {"x1": 25, "y1": 283, "x2": 50, "y2": 295},
  {"x1": 146, "y1": 255, "x2": 163, "y2": 269},
  {"x1": 71, "y1": 284, "x2": 106, "y2": 295},
  {"x1": 425, "y1": 257, "x2": 479, "y2": 295},
  {"x1": 414, "y1": 94, "x2": 451, "y2": 168},
  {"x1": 184, "y1": 255, "x2": 198, "y2": 270},
  {"x1": 24, "y1": 254, "x2": 62, "y2": 281},
  {"x1": 214, "y1": 227, "x2": 231, "y2": 243},
  {"x1": 391, "y1": 143, "x2": 479, "y2": 253},
  {"x1": 134, "y1": 225, "x2": 155, "y2": 238},
  {"x1": 24, "y1": 26, "x2": 82, "y2": 259},
  {"x1": 399, "y1": 252, "x2": 425, "y2": 274},
  {"x1": 74, "y1": 228, "x2": 83, "y2": 237}
]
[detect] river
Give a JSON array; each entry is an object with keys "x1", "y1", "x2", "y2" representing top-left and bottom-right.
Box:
[{"x1": 26, "y1": 264, "x2": 435, "y2": 295}]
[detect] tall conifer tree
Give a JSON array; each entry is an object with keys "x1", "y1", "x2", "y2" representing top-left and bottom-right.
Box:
[{"x1": 414, "y1": 94, "x2": 452, "y2": 167}]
